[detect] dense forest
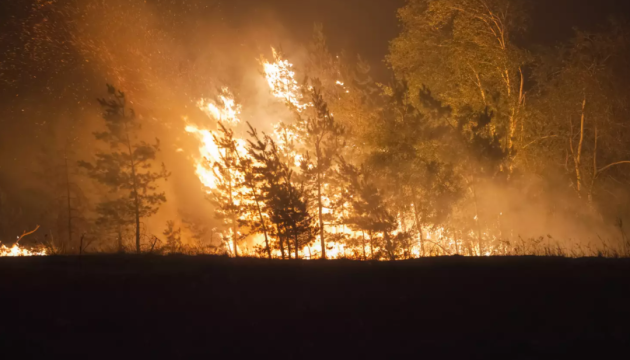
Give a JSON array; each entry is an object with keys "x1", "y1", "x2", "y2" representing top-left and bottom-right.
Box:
[{"x1": 2, "y1": 0, "x2": 630, "y2": 259}]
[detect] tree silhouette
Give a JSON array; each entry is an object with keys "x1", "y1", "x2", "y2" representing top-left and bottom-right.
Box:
[
  {"x1": 163, "y1": 220, "x2": 182, "y2": 253},
  {"x1": 248, "y1": 127, "x2": 313, "y2": 259},
  {"x1": 79, "y1": 85, "x2": 169, "y2": 253},
  {"x1": 299, "y1": 89, "x2": 345, "y2": 259},
  {"x1": 205, "y1": 122, "x2": 248, "y2": 257},
  {"x1": 339, "y1": 159, "x2": 397, "y2": 260},
  {"x1": 35, "y1": 142, "x2": 90, "y2": 253}
]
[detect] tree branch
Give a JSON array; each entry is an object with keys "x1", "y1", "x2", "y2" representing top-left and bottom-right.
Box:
[
  {"x1": 16, "y1": 225, "x2": 40, "y2": 245},
  {"x1": 522, "y1": 135, "x2": 559, "y2": 149},
  {"x1": 597, "y1": 161, "x2": 630, "y2": 175}
]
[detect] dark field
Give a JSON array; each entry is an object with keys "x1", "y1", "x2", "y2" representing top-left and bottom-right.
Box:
[{"x1": 1, "y1": 256, "x2": 629, "y2": 358}]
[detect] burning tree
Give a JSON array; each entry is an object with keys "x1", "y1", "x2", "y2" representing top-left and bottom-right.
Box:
[
  {"x1": 79, "y1": 85, "x2": 170, "y2": 254},
  {"x1": 247, "y1": 128, "x2": 313, "y2": 259},
  {"x1": 367, "y1": 82, "x2": 464, "y2": 256},
  {"x1": 418, "y1": 87, "x2": 509, "y2": 255},
  {"x1": 299, "y1": 89, "x2": 345, "y2": 259},
  {"x1": 339, "y1": 159, "x2": 397, "y2": 260},
  {"x1": 305, "y1": 24, "x2": 380, "y2": 147},
  {"x1": 204, "y1": 122, "x2": 248, "y2": 257},
  {"x1": 238, "y1": 124, "x2": 274, "y2": 258}
]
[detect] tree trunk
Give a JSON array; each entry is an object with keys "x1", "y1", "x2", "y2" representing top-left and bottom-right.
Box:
[
  {"x1": 577, "y1": 96, "x2": 586, "y2": 192},
  {"x1": 79, "y1": 233, "x2": 85, "y2": 256},
  {"x1": 470, "y1": 64, "x2": 487, "y2": 106},
  {"x1": 294, "y1": 227, "x2": 299, "y2": 260},
  {"x1": 123, "y1": 115, "x2": 142, "y2": 254},
  {"x1": 255, "y1": 198, "x2": 272, "y2": 259},
  {"x1": 361, "y1": 231, "x2": 367, "y2": 261},
  {"x1": 471, "y1": 175, "x2": 483, "y2": 255},
  {"x1": 455, "y1": 231, "x2": 460, "y2": 255},
  {"x1": 588, "y1": 124, "x2": 598, "y2": 205},
  {"x1": 505, "y1": 66, "x2": 525, "y2": 175},
  {"x1": 231, "y1": 229, "x2": 239, "y2": 258},
  {"x1": 317, "y1": 169, "x2": 326, "y2": 259},
  {"x1": 279, "y1": 231, "x2": 286, "y2": 260},
  {"x1": 571, "y1": 96, "x2": 587, "y2": 195},
  {"x1": 117, "y1": 228, "x2": 123, "y2": 253},
  {"x1": 65, "y1": 156, "x2": 72, "y2": 252},
  {"x1": 133, "y1": 188, "x2": 141, "y2": 254},
  {"x1": 411, "y1": 192, "x2": 424, "y2": 257},
  {"x1": 286, "y1": 232, "x2": 292, "y2": 260},
  {"x1": 369, "y1": 231, "x2": 374, "y2": 260},
  {"x1": 384, "y1": 232, "x2": 395, "y2": 261},
  {"x1": 227, "y1": 149, "x2": 238, "y2": 258},
  {"x1": 314, "y1": 136, "x2": 327, "y2": 260}
]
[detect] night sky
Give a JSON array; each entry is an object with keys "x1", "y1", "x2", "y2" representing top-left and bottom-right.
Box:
[
  {"x1": 215, "y1": 0, "x2": 630, "y2": 79},
  {"x1": 2, "y1": 0, "x2": 630, "y2": 80}
]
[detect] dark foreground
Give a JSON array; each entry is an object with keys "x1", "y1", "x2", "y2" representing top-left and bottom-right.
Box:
[{"x1": 1, "y1": 256, "x2": 629, "y2": 359}]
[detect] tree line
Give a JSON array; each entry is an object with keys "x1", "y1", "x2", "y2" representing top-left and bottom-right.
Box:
[
  {"x1": 201, "y1": 0, "x2": 630, "y2": 258},
  {"x1": 5, "y1": 0, "x2": 630, "y2": 258}
]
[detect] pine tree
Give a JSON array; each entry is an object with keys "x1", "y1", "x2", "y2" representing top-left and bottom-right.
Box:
[
  {"x1": 299, "y1": 89, "x2": 344, "y2": 259},
  {"x1": 248, "y1": 128, "x2": 313, "y2": 259},
  {"x1": 79, "y1": 85, "x2": 169, "y2": 254},
  {"x1": 94, "y1": 198, "x2": 134, "y2": 252},
  {"x1": 339, "y1": 159, "x2": 397, "y2": 260},
  {"x1": 305, "y1": 24, "x2": 380, "y2": 154},
  {"x1": 417, "y1": 86, "x2": 509, "y2": 254},
  {"x1": 206, "y1": 122, "x2": 247, "y2": 257},
  {"x1": 240, "y1": 124, "x2": 274, "y2": 259},
  {"x1": 163, "y1": 220, "x2": 182, "y2": 253}
]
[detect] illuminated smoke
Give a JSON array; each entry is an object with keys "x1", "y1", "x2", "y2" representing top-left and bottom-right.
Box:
[
  {"x1": 198, "y1": 88, "x2": 242, "y2": 125},
  {"x1": 262, "y1": 48, "x2": 309, "y2": 112}
]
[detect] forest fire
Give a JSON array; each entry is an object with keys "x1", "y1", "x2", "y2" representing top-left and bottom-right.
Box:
[
  {"x1": 262, "y1": 48, "x2": 310, "y2": 112},
  {"x1": 4, "y1": 2, "x2": 630, "y2": 357},
  {"x1": 0, "y1": 243, "x2": 47, "y2": 257},
  {"x1": 198, "y1": 88, "x2": 242, "y2": 125},
  {"x1": 186, "y1": 89, "x2": 249, "y2": 191},
  {"x1": 181, "y1": 50, "x2": 507, "y2": 260},
  {"x1": 179, "y1": 48, "x2": 577, "y2": 260},
  {"x1": 0, "y1": 226, "x2": 47, "y2": 257},
  {"x1": 2, "y1": 0, "x2": 630, "y2": 260}
]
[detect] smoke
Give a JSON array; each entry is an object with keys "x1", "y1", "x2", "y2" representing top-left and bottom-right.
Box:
[
  {"x1": 0, "y1": 0, "x2": 314, "y2": 245},
  {"x1": 1, "y1": 0, "x2": 627, "y2": 255}
]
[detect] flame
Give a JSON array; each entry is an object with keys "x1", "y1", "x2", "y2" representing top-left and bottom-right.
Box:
[
  {"x1": 186, "y1": 124, "x2": 249, "y2": 192},
  {"x1": 198, "y1": 87, "x2": 241, "y2": 124},
  {"x1": 262, "y1": 48, "x2": 309, "y2": 112},
  {"x1": 186, "y1": 87, "x2": 249, "y2": 191},
  {"x1": 181, "y1": 52, "x2": 512, "y2": 260},
  {"x1": 1, "y1": 243, "x2": 47, "y2": 257},
  {"x1": 335, "y1": 80, "x2": 350, "y2": 94},
  {"x1": 186, "y1": 125, "x2": 222, "y2": 189}
]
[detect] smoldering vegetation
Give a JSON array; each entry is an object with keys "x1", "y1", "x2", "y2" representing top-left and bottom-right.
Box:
[{"x1": 2, "y1": 0, "x2": 630, "y2": 259}]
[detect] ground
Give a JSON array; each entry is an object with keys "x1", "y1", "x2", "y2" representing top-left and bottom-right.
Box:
[{"x1": 0, "y1": 255, "x2": 629, "y2": 358}]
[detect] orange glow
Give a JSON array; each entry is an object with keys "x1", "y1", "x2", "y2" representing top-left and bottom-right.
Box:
[
  {"x1": 198, "y1": 87, "x2": 241, "y2": 125},
  {"x1": 262, "y1": 48, "x2": 309, "y2": 112},
  {"x1": 0, "y1": 243, "x2": 47, "y2": 257},
  {"x1": 186, "y1": 88, "x2": 248, "y2": 191},
  {"x1": 181, "y1": 52, "x2": 504, "y2": 260}
]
